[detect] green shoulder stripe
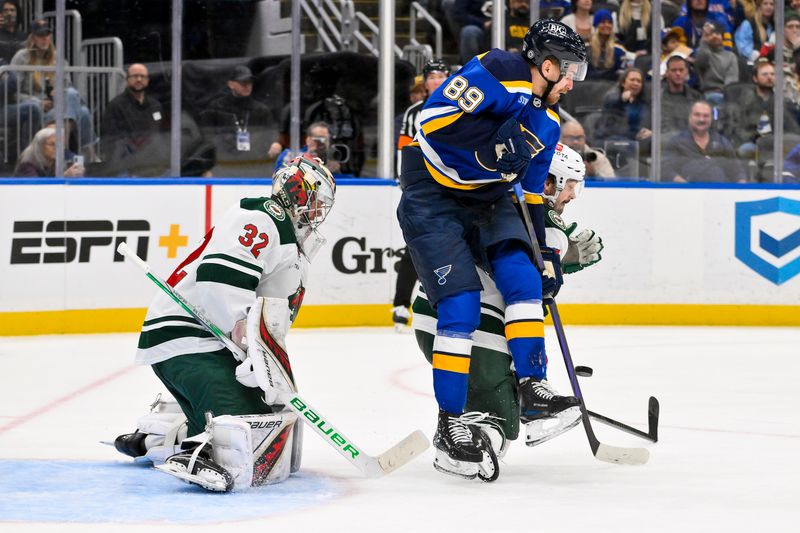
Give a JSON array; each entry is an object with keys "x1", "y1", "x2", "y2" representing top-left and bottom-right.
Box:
[
  {"x1": 138, "y1": 325, "x2": 215, "y2": 349},
  {"x1": 203, "y1": 253, "x2": 262, "y2": 273},
  {"x1": 239, "y1": 197, "x2": 297, "y2": 245},
  {"x1": 196, "y1": 263, "x2": 259, "y2": 291}
]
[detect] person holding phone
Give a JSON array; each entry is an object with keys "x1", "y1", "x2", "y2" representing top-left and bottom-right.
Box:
[{"x1": 14, "y1": 126, "x2": 84, "y2": 177}]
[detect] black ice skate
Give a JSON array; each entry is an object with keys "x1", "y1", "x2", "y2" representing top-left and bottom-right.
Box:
[
  {"x1": 433, "y1": 410, "x2": 487, "y2": 480},
  {"x1": 519, "y1": 377, "x2": 581, "y2": 447},
  {"x1": 155, "y1": 442, "x2": 234, "y2": 492},
  {"x1": 113, "y1": 431, "x2": 148, "y2": 458}
]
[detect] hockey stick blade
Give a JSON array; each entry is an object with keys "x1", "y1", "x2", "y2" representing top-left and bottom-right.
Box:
[
  {"x1": 546, "y1": 300, "x2": 651, "y2": 465},
  {"x1": 117, "y1": 242, "x2": 429, "y2": 477},
  {"x1": 586, "y1": 395, "x2": 659, "y2": 443}
]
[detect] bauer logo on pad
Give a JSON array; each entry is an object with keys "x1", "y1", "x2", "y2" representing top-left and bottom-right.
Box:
[{"x1": 734, "y1": 197, "x2": 800, "y2": 285}]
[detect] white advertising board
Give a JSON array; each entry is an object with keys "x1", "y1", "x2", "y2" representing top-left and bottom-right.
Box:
[{"x1": 1, "y1": 181, "x2": 799, "y2": 330}]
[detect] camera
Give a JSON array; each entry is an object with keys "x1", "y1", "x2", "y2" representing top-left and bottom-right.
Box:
[{"x1": 585, "y1": 151, "x2": 598, "y2": 163}]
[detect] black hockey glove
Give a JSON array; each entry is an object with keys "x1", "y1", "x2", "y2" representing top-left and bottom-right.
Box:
[
  {"x1": 540, "y1": 246, "x2": 564, "y2": 298},
  {"x1": 495, "y1": 118, "x2": 532, "y2": 178}
]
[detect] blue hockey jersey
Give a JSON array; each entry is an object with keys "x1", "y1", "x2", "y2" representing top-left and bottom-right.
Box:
[{"x1": 415, "y1": 48, "x2": 561, "y2": 204}]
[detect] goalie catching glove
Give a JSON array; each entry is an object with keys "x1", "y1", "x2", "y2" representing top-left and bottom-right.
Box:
[{"x1": 234, "y1": 297, "x2": 297, "y2": 404}]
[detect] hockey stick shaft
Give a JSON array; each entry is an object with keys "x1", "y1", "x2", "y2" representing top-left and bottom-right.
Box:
[
  {"x1": 117, "y1": 242, "x2": 427, "y2": 477},
  {"x1": 510, "y1": 184, "x2": 649, "y2": 465}
]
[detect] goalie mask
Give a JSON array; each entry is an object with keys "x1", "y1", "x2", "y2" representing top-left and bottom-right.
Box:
[
  {"x1": 272, "y1": 154, "x2": 336, "y2": 229},
  {"x1": 545, "y1": 143, "x2": 585, "y2": 207},
  {"x1": 271, "y1": 154, "x2": 335, "y2": 260}
]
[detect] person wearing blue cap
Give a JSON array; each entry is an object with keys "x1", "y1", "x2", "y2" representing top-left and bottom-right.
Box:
[{"x1": 587, "y1": 10, "x2": 631, "y2": 80}]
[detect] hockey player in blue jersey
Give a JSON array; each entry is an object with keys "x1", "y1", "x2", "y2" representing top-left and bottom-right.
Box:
[{"x1": 396, "y1": 20, "x2": 588, "y2": 479}]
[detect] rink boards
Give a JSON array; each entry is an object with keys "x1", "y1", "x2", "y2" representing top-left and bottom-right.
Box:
[{"x1": 1, "y1": 178, "x2": 798, "y2": 334}]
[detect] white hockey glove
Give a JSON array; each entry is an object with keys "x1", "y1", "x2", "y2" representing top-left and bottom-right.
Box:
[
  {"x1": 236, "y1": 297, "x2": 297, "y2": 405},
  {"x1": 562, "y1": 227, "x2": 603, "y2": 274}
]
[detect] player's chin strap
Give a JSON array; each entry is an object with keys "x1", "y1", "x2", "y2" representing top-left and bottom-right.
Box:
[{"x1": 537, "y1": 62, "x2": 562, "y2": 103}]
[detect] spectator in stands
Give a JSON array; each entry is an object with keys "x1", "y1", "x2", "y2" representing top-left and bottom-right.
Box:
[
  {"x1": 693, "y1": 20, "x2": 738, "y2": 103},
  {"x1": 587, "y1": 10, "x2": 630, "y2": 81},
  {"x1": 14, "y1": 126, "x2": 83, "y2": 177},
  {"x1": 0, "y1": 1, "x2": 24, "y2": 63},
  {"x1": 560, "y1": 0, "x2": 594, "y2": 43},
  {"x1": 614, "y1": 0, "x2": 663, "y2": 56},
  {"x1": 786, "y1": 47, "x2": 800, "y2": 124},
  {"x1": 728, "y1": 0, "x2": 754, "y2": 30},
  {"x1": 10, "y1": 19, "x2": 96, "y2": 157},
  {"x1": 661, "y1": 56, "x2": 702, "y2": 134},
  {"x1": 301, "y1": 64, "x2": 364, "y2": 176},
  {"x1": 541, "y1": 0, "x2": 573, "y2": 19},
  {"x1": 410, "y1": 75, "x2": 426, "y2": 105},
  {"x1": 759, "y1": 11, "x2": 800, "y2": 75},
  {"x1": 273, "y1": 121, "x2": 340, "y2": 173},
  {"x1": 0, "y1": 56, "x2": 42, "y2": 161},
  {"x1": 724, "y1": 59, "x2": 800, "y2": 159},
  {"x1": 505, "y1": 0, "x2": 531, "y2": 52},
  {"x1": 199, "y1": 65, "x2": 272, "y2": 160},
  {"x1": 100, "y1": 63, "x2": 166, "y2": 174},
  {"x1": 734, "y1": 0, "x2": 774, "y2": 63},
  {"x1": 596, "y1": 67, "x2": 652, "y2": 144},
  {"x1": 659, "y1": 26, "x2": 694, "y2": 77},
  {"x1": 453, "y1": 0, "x2": 490, "y2": 63},
  {"x1": 673, "y1": 0, "x2": 733, "y2": 50},
  {"x1": 662, "y1": 100, "x2": 746, "y2": 182},
  {"x1": 560, "y1": 119, "x2": 616, "y2": 179}
]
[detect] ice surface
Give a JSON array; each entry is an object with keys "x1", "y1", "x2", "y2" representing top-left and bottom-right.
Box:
[{"x1": 0, "y1": 326, "x2": 798, "y2": 532}]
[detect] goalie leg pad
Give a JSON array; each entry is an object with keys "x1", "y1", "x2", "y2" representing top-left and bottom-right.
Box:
[{"x1": 210, "y1": 412, "x2": 298, "y2": 490}]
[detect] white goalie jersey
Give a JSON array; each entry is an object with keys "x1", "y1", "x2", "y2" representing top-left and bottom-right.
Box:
[{"x1": 136, "y1": 197, "x2": 309, "y2": 366}]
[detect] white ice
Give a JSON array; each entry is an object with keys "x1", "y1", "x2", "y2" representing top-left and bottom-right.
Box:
[{"x1": 0, "y1": 325, "x2": 798, "y2": 532}]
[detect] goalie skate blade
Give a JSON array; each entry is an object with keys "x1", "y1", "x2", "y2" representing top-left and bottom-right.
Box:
[
  {"x1": 525, "y1": 406, "x2": 582, "y2": 447},
  {"x1": 594, "y1": 443, "x2": 650, "y2": 466},
  {"x1": 433, "y1": 450, "x2": 479, "y2": 480},
  {"x1": 154, "y1": 463, "x2": 231, "y2": 492},
  {"x1": 371, "y1": 430, "x2": 430, "y2": 477}
]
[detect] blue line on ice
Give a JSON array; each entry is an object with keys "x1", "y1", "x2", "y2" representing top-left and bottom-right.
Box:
[{"x1": 0, "y1": 460, "x2": 341, "y2": 524}]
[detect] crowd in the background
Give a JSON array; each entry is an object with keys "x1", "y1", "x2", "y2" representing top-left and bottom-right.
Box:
[
  {"x1": 427, "y1": 0, "x2": 800, "y2": 182},
  {"x1": 4, "y1": 0, "x2": 800, "y2": 182}
]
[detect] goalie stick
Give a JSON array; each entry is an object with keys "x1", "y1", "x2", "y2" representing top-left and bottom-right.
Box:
[
  {"x1": 511, "y1": 183, "x2": 650, "y2": 465},
  {"x1": 117, "y1": 242, "x2": 428, "y2": 478}
]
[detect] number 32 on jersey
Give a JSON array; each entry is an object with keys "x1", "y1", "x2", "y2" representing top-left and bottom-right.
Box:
[
  {"x1": 239, "y1": 224, "x2": 269, "y2": 258},
  {"x1": 442, "y1": 76, "x2": 484, "y2": 113}
]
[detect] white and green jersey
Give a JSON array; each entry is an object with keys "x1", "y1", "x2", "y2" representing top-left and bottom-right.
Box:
[{"x1": 136, "y1": 197, "x2": 308, "y2": 366}]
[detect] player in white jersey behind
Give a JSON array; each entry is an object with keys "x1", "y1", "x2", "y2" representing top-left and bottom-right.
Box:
[
  {"x1": 113, "y1": 154, "x2": 336, "y2": 492},
  {"x1": 411, "y1": 144, "x2": 603, "y2": 481}
]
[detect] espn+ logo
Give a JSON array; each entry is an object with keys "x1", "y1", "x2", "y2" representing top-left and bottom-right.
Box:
[{"x1": 10, "y1": 219, "x2": 150, "y2": 264}]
